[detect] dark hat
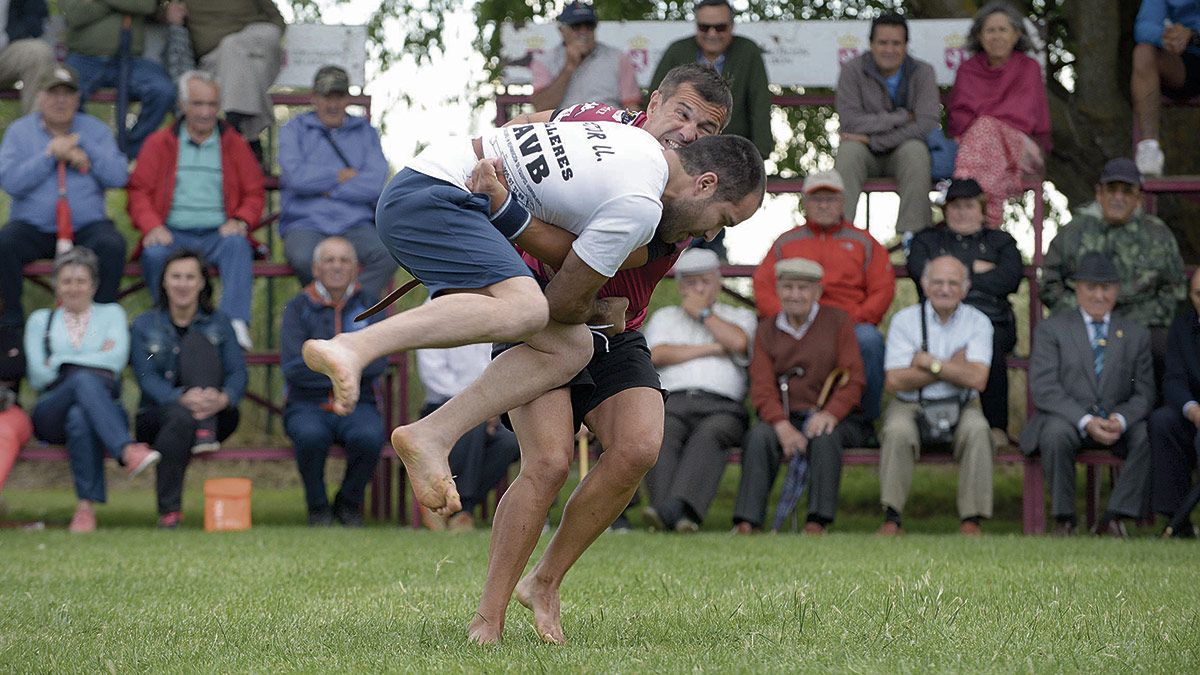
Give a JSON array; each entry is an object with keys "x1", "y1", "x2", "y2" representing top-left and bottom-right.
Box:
[
  {"x1": 558, "y1": 1, "x2": 598, "y2": 25},
  {"x1": 944, "y1": 178, "x2": 983, "y2": 202},
  {"x1": 1098, "y1": 157, "x2": 1141, "y2": 186},
  {"x1": 38, "y1": 65, "x2": 79, "y2": 92},
  {"x1": 313, "y1": 65, "x2": 350, "y2": 96},
  {"x1": 1072, "y1": 251, "x2": 1120, "y2": 284}
]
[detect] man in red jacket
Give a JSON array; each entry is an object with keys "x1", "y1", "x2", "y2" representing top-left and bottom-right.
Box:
[
  {"x1": 128, "y1": 70, "x2": 264, "y2": 350},
  {"x1": 752, "y1": 169, "x2": 894, "y2": 420}
]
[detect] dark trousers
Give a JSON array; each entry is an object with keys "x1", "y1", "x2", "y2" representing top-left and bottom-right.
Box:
[
  {"x1": 422, "y1": 402, "x2": 520, "y2": 512},
  {"x1": 286, "y1": 400, "x2": 384, "y2": 511},
  {"x1": 981, "y1": 321, "x2": 1017, "y2": 431},
  {"x1": 733, "y1": 415, "x2": 871, "y2": 527},
  {"x1": 32, "y1": 370, "x2": 132, "y2": 502},
  {"x1": 0, "y1": 220, "x2": 126, "y2": 327},
  {"x1": 135, "y1": 329, "x2": 238, "y2": 514},
  {"x1": 645, "y1": 391, "x2": 746, "y2": 526},
  {"x1": 1038, "y1": 415, "x2": 1152, "y2": 520},
  {"x1": 1149, "y1": 405, "x2": 1200, "y2": 517}
]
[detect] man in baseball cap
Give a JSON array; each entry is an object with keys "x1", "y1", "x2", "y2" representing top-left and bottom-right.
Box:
[
  {"x1": 753, "y1": 167, "x2": 895, "y2": 422},
  {"x1": 529, "y1": 1, "x2": 640, "y2": 111}
]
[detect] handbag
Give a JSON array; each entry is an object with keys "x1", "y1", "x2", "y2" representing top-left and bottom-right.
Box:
[
  {"x1": 914, "y1": 300, "x2": 964, "y2": 445},
  {"x1": 926, "y1": 127, "x2": 958, "y2": 181}
]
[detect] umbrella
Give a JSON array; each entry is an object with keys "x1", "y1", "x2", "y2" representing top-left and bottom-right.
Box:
[
  {"x1": 772, "y1": 451, "x2": 809, "y2": 532},
  {"x1": 55, "y1": 162, "x2": 72, "y2": 254},
  {"x1": 115, "y1": 15, "x2": 132, "y2": 155},
  {"x1": 1162, "y1": 481, "x2": 1200, "y2": 538}
]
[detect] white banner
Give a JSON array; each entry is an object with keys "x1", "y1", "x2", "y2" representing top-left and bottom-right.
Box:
[
  {"x1": 501, "y1": 19, "x2": 983, "y2": 89},
  {"x1": 278, "y1": 24, "x2": 368, "y2": 88}
]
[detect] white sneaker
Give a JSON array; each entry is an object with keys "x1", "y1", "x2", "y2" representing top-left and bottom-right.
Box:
[
  {"x1": 1135, "y1": 139, "x2": 1164, "y2": 176},
  {"x1": 231, "y1": 319, "x2": 253, "y2": 351}
]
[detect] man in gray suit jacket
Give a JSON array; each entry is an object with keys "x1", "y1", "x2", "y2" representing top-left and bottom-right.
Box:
[{"x1": 1020, "y1": 252, "x2": 1155, "y2": 538}]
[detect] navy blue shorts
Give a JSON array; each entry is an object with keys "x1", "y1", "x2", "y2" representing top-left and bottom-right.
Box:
[
  {"x1": 374, "y1": 168, "x2": 533, "y2": 297},
  {"x1": 1164, "y1": 51, "x2": 1200, "y2": 101}
]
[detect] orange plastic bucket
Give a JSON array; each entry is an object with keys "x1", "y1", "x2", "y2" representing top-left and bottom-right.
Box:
[{"x1": 204, "y1": 478, "x2": 252, "y2": 532}]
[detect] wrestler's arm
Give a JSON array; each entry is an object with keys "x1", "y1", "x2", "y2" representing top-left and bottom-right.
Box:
[
  {"x1": 543, "y1": 249, "x2": 626, "y2": 327},
  {"x1": 504, "y1": 110, "x2": 555, "y2": 127}
]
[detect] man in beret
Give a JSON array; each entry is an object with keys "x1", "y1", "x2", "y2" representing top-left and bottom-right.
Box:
[
  {"x1": 642, "y1": 248, "x2": 758, "y2": 533},
  {"x1": 732, "y1": 257, "x2": 868, "y2": 534},
  {"x1": 879, "y1": 255, "x2": 993, "y2": 536},
  {"x1": 1021, "y1": 251, "x2": 1155, "y2": 538},
  {"x1": 1041, "y1": 157, "x2": 1185, "y2": 387}
]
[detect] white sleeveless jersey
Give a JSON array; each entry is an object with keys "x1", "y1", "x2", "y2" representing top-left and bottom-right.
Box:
[{"x1": 406, "y1": 121, "x2": 668, "y2": 278}]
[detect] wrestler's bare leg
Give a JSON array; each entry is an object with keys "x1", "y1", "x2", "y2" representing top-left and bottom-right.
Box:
[
  {"x1": 516, "y1": 387, "x2": 665, "y2": 645},
  {"x1": 393, "y1": 320, "x2": 591, "y2": 516},
  {"x1": 303, "y1": 276, "x2": 549, "y2": 416},
  {"x1": 467, "y1": 389, "x2": 575, "y2": 645}
]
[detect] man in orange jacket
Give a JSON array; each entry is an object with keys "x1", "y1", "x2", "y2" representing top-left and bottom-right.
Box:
[{"x1": 753, "y1": 169, "x2": 894, "y2": 420}]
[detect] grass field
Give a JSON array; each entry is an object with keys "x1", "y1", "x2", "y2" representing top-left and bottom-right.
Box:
[{"x1": 3, "y1": 467, "x2": 1199, "y2": 673}]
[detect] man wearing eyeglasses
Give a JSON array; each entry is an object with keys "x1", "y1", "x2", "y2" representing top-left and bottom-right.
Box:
[
  {"x1": 530, "y1": 2, "x2": 640, "y2": 111},
  {"x1": 1040, "y1": 157, "x2": 1186, "y2": 389},
  {"x1": 649, "y1": 0, "x2": 774, "y2": 160}
]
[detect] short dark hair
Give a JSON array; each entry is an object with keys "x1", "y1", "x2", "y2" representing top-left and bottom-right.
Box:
[
  {"x1": 870, "y1": 13, "x2": 909, "y2": 43},
  {"x1": 676, "y1": 134, "x2": 766, "y2": 205},
  {"x1": 156, "y1": 248, "x2": 214, "y2": 314},
  {"x1": 694, "y1": 0, "x2": 733, "y2": 14},
  {"x1": 966, "y1": 1, "x2": 1035, "y2": 55},
  {"x1": 656, "y1": 63, "x2": 733, "y2": 126}
]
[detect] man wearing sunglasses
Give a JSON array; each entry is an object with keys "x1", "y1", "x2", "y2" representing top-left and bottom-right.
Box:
[
  {"x1": 649, "y1": 0, "x2": 773, "y2": 160},
  {"x1": 1040, "y1": 157, "x2": 1186, "y2": 389},
  {"x1": 530, "y1": 1, "x2": 640, "y2": 111}
]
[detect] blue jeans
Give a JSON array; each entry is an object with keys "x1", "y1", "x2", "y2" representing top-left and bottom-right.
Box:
[
  {"x1": 284, "y1": 400, "x2": 385, "y2": 511},
  {"x1": 855, "y1": 323, "x2": 885, "y2": 421},
  {"x1": 31, "y1": 370, "x2": 133, "y2": 502},
  {"x1": 66, "y1": 53, "x2": 176, "y2": 159},
  {"x1": 142, "y1": 228, "x2": 253, "y2": 322}
]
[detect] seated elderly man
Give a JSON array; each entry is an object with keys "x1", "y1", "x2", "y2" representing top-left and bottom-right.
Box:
[
  {"x1": 641, "y1": 248, "x2": 758, "y2": 533},
  {"x1": 732, "y1": 258, "x2": 867, "y2": 535},
  {"x1": 129, "y1": 70, "x2": 264, "y2": 351},
  {"x1": 879, "y1": 255, "x2": 993, "y2": 536},
  {"x1": 0, "y1": 66, "x2": 129, "y2": 339},
  {"x1": 1021, "y1": 252, "x2": 1155, "y2": 538},
  {"x1": 1150, "y1": 268, "x2": 1200, "y2": 537},
  {"x1": 281, "y1": 237, "x2": 386, "y2": 527},
  {"x1": 279, "y1": 65, "x2": 394, "y2": 299}
]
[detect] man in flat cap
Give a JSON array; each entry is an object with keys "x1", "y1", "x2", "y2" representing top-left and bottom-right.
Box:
[
  {"x1": 1041, "y1": 157, "x2": 1185, "y2": 387},
  {"x1": 753, "y1": 168, "x2": 894, "y2": 423},
  {"x1": 731, "y1": 257, "x2": 868, "y2": 534},
  {"x1": 278, "y1": 64, "x2": 394, "y2": 300},
  {"x1": 1021, "y1": 251, "x2": 1154, "y2": 538},
  {"x1": 641, "y1": 248, "x2": 758, "y2": 533},
  {"x1": 530, "y1": 1, "x2": 640, "y2": 111},
  {"x1": 878, "y1": 255, "x2": 993, "y2": 536}
]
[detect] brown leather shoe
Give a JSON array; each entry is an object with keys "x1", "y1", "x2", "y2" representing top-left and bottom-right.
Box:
[
  {"x1": 802, "y1": 521, "x2": 826, "y2": 536},
  {"x1": 876, "y1": 521, "x2": 902, "y2": 537},
  {"x1": 1051, "y1": 521, "x2": 1075, "y2": 537},
  {"x1": 1092, "y1": 518, "x2": 1129, "y2": 539},
  {"x1": 959, "y1": 520, "x2": 982, "y2": 537}
]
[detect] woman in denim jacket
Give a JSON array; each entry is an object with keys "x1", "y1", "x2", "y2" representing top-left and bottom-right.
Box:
[{"x1": 130, "y1": 249, "x2": 246, "y2": 528}]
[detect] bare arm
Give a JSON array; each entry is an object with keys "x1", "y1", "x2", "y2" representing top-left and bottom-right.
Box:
[
  {"x1": 504, "y1": 110, "x2": 555, "y2": 127},
  {"x1": 543, "y1": 248, "x2": 621, "y2": 326},
  {"x1": 650, "y1": 343, "x2": 725, "y2": 367},
  {"x1": 532, "y1": 65, "x2": 577, "y2": 111}
]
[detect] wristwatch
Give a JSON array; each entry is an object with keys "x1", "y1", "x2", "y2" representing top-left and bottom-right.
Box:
[
  {"x1": 929, "y1": 359, "x2": 943, "y2": 376},
  {"x1": 697, "y1": 308, "x2": 713, "y2": 322}
]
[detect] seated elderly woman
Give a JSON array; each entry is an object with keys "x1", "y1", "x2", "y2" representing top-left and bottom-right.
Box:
[
  {"x1": 131, "y1": 250, "x2": 246, "y2": 529},
  {"x1": 907, "y1": 178, "x2": 1023, "y2": 447},
  {"x1": 24, "y1": 247, "x2": 160, "y2": 533},
  {"x1": 947, "y1": 0, "x2": 1051, "y2": 227}
]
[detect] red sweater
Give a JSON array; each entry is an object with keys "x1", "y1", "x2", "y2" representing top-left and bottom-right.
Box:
[
  {"x1": 128, "y1": 120, "x2": 265, "y2": 242},
  {"x1": 753, "y1": 219, "x2": 895, "y2": 323},
  {"x1": 749, "y1": 305, "x2": 865, "y2": 424}
]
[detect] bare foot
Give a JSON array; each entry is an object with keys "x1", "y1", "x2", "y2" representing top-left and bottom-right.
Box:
[
  {"x1": 392, "y1": 425, "x2": 461, "y2": 517},
  {"x1": 302, "y1": 338, "x2": 362, "y2": 415},
  {"x1": 466, "y1": 612, "x2": 503, "y2": 645},
  {"x1": 515, "y1": 574, "x2": 564, "y2": 645}
]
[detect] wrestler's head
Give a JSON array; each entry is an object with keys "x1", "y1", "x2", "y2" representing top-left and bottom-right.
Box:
[
  {"x1": 657, "y1": 134, "x2": 765, "y2": 243},
  {"x1": 642, "y1": 64, "x2": 732, "y2": 150}
]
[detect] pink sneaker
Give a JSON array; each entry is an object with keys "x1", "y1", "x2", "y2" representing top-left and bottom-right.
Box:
[
  {"x1": 69, "y1": 502, "x2": 96, "y2": 533},
  {"x1": 157, "y1": 511, "x2": 183, "y2": 529},
  {"x1": 123, "y1": 443, "x2": 161, "y2": 478}
]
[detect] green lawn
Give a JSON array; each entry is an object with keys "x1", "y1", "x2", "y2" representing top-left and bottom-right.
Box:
[{"x1": 2, "y1": 468, "x2": 1198, "y2": 672}]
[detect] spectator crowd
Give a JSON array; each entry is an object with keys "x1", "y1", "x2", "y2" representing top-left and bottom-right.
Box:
[{"x1": 1, "y1": 0, "x2": 1198, "y2": 542}]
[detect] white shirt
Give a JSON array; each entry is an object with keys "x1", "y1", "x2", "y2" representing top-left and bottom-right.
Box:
[
  {"x1": 884, "y1": 301, "x2": 993, "y2": 402},
  {"x1": 415, "y1": 342, "x2": 493, "y2": 405},
  {"x1": 644, "y1": 303, "x2": 759, "y2": 401},
  {"x1": 774, "y1": 303, "x2": 820, "y2": 341},
  {"x1": 406, "y1": 121, "x2": 667, "y2": 278}
]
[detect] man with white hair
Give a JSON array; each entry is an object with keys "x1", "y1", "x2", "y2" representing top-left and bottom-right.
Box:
[{"x1": 641, "y1": 247, "x2": 758, "y2": 533}]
